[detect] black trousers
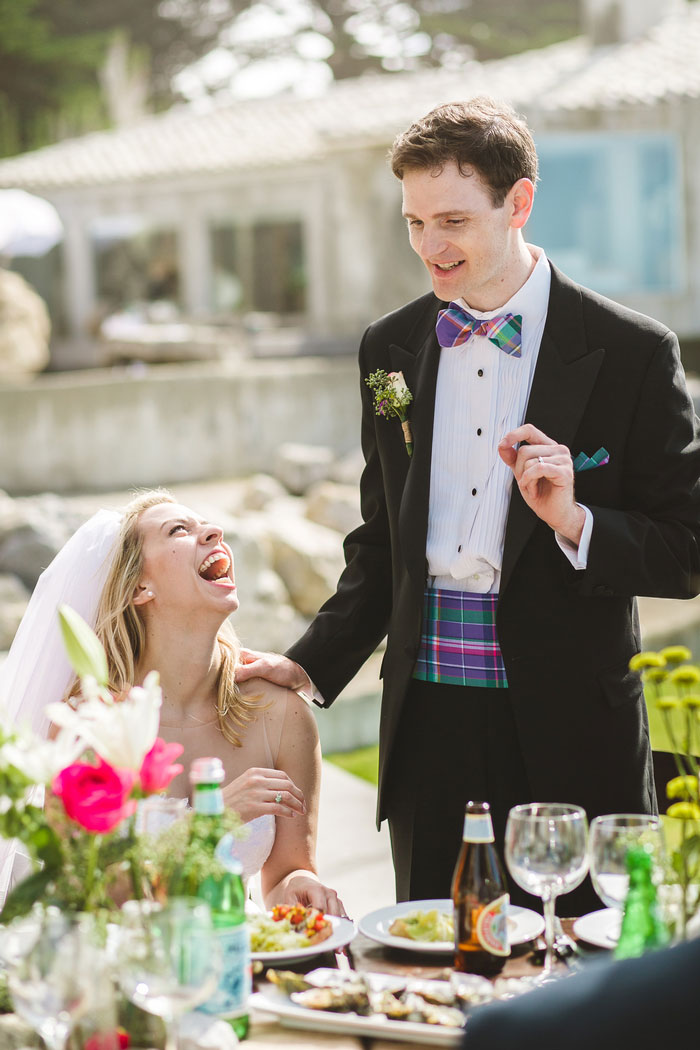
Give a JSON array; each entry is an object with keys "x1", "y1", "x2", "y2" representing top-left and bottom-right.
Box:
[{"x1": 384, "y1": 678, "x2": 601, "y2": 915}]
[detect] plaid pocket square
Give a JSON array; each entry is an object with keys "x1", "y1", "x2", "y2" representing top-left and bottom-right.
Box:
[{"x1": 573, "y1": 447, "x2": 610, "y2": 473}]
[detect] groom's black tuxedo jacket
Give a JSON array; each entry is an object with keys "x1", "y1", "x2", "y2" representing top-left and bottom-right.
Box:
[{"x1": 287, "y1": 264, "x2": 700, "y2": 824}]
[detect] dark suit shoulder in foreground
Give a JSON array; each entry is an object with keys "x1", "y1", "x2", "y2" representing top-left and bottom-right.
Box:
[{"x1": 463, "y1": 938, "x2": 700, "y2": 1050}]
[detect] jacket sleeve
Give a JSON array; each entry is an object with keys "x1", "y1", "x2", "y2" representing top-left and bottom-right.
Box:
[
  {"x1": 285, "y1": 330, "x2": 394, "y2": 706},
  {"x1": 581, "y1": 330, "x2": 700, "y2": 599}
]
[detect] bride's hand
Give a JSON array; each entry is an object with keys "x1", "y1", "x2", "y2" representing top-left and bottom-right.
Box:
[
  {"x1": 222, "y1": 767, "x2": 305, "y2": 823},
  {"x1": 270, "y1": 872, "x2": 347, "y2": 917}
]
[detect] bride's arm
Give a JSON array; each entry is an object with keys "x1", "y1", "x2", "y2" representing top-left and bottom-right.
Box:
[{"x1": 260, "y1": 692, "x2": 345, "y2": 916}]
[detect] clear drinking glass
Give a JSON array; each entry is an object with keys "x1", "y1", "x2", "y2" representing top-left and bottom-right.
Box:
[
  {"x1": 505, "y1": 803, "x2": 589, "y2": 979},
  {"x1": 5, "y1": 908, "x2": 100, "y2": 1050},
  {"x1": 117, "y1": 897, "x2": 222, "y2": 1050},
  {"x1": 588, "y1": 813, "x2": 665, "y2": 939}
]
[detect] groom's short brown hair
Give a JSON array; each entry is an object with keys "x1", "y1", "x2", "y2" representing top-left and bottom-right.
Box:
[{"x1": 390, "y1": 96, "x2": 539, "y2": 207}]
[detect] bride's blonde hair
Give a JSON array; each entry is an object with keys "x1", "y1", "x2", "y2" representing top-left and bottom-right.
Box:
[{"x1": 93, "y1": 489, "x2": 257, "y2": 746}]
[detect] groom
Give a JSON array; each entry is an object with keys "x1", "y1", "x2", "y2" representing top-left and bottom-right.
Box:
[{"x1": 238, "y1": 97, "x2": 700, "y2": 910}]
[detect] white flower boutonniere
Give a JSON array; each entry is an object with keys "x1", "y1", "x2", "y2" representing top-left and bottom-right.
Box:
[{"x1": 365, "y1": 369, "x2": 413, "y2": 457}]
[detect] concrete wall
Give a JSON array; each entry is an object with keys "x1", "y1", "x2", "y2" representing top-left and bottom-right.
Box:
[{"x1": 0, "y1": 356, "x2": 360, "y2": 495}]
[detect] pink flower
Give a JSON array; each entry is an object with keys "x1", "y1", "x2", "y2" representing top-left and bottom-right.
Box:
[
  {"x1": 52, "y1": 758, "x2": 137, "y2": 833},
  {"x1": 139, "y1": 738, "x2": 184, "y2": 794}
]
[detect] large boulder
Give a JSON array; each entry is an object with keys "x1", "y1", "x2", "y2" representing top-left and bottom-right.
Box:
[
  {"x1": 305, "y1": 480, "x2": 362, "y2": 535},
  {"x1": 0, "y1": 572, "x2": 30, "y2": 649},
  {"x1": 239, "y1": 473, "x2": 288, "y2": 512},
  {"x1": 275, "y1": 443, "x2": 334, "y2": 496},
  {"x1": 264, "y1": 514, "x2": 345, "y2": 617},
  {"x1": 329, "y1": 447, "x2": 365, "y2": 487},
  {"x1": 0, "y1": 269, "x2": 50, "y2": 377},
  {"x1": 0, "y1": 494, "x2": 82, "y2": 589}
]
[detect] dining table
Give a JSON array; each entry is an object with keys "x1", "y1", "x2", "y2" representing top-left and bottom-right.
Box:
[
  {"x1": 244, "y1": 918, "x2": 596, "y2": 1050},
  {"x1": 0, "y1": 919, "x2": 604, "y2": 1050}
]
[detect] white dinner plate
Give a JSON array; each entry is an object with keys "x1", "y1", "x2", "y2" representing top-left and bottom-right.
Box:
[
  {"x1": 573, "y1": 908, "x2": 620, "y2": 949},
  {"x1": 358, "y1": 898, "x2": 545, "y2": 953},
  {"x1": 250, "y1": 914, "x2": 356, "y2": 964},
  {"x1": 250, "y1": 978, "x2": 463, "y2": 1047}
]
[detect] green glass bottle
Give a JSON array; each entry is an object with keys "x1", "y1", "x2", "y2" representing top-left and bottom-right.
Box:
[
  {"x1": 187, "y1": 757, "x2": 250, "y2": 1040},
  {"x1": 614, "y1": 843, "x2": 670, "y2": 960}
]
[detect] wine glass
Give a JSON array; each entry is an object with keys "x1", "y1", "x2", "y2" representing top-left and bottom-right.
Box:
[
  {"x1": 135, "y1": 795, "x2": 189, "y2": 837},
  {"x1": 5, "y1": 908, "x2": 100, "y2": 1050},
  {"x1": 117, "y1": 897, "x2": 222, "y2": 1050},
  {"x1": 505, "y1": 803, "x2": 589, "y2": 979},
  {"x1": 588, "y1": 813, "x2": 665, "y2": 941}
]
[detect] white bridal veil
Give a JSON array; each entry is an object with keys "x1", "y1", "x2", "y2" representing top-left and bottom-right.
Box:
[{"x1": 0, "y1": 508, "x2": 122, "y2": 905}]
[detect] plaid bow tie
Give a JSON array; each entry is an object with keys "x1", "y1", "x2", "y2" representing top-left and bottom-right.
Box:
[{"x1": 435, "y1": 303, "x2": 523, "y2": 357}]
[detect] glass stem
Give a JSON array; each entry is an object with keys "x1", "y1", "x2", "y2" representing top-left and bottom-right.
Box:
[
  {"x1": 542, "y1": 892, "x2": 557, "y2": 977},
  {"x1": 164, "y1": 1019, "x2": 179, "y2": 1050}
]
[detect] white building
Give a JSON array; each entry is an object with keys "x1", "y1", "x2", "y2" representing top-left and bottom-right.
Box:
[{"x1": 0, "y1": 0, "x2": 698, "y2": 366}]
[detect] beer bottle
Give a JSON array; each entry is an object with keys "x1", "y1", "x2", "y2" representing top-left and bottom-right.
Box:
[
  {"x1": 452, "y1": 800, "x2": 510, "y2": 976},
  {"x1": 187, "y1": 757, "x2": 251, "y2": 1040},
  {"x1": 614, "y1": 843, "x2": 669, "y2": 960}
]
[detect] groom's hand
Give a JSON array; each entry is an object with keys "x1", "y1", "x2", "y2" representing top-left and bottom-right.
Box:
[
  {"x1": 236, "y1": 647, "x2": 309, "y2": 690},
  {"x1": 498, "y1": 423, "x2": 585, "y2": 546}
]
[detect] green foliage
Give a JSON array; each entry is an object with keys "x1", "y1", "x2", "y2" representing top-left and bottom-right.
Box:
[
  {"x1": 141, "y1": 808, "x2": 244, "y2": 897},
  {"x1": 327, "y1": 745, "x2": 379, "y2": 785}
]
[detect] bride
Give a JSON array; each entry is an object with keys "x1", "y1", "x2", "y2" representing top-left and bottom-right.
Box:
[{"x1": 0, "y1": 490, "x2": 343, "y2": 915}]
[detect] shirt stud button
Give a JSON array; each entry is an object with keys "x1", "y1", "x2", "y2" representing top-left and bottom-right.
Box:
[
  {"x1": 477, "y1": 427, "x2": 482, "y2": 436},
  {"x1": 457, "y1": 544, "x2": 462, "y2": 552},
  {"x1": 477, "y1": 369, "x2": 484, "y2": 377},
  {"x1": 472, "y1": 488, "x2": 477, "y2": 496}
]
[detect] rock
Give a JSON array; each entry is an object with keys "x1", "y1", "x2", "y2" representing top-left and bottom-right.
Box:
[
  {"x1": 239, "y1": 473, "x2": 287, "y2": 511},
  {"x1": 0, "y1": 269, "x2": 50, "y2": 377},
  {"x1": 329, "y1": 446, "x2": 365, "y2": 487},
  {"x1": 275, "y1": 443, "x2": 334, "y2": 496},
  {"x1": 265, "y1": 515, "x2": 345, "y2": 617},
  {"x1": 305, "y1": 480, "x2": 362, "y2": 535},
  {"x1": 0, "y1": 573, "x2": 30, "y2": 649},
  {"x1": 0, "y1": 495, "x2": 79, "y2": 589}
]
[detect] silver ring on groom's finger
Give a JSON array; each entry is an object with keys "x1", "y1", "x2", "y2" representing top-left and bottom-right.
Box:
[
  {"x1": 538, "y1": 455, "x2": 544, "y2": 465},
  {"x1": 274, "y1": 792, "x2": 283, "y2": 804}
]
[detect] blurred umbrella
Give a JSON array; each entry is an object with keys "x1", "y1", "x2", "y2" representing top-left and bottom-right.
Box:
[{"x1": 0, "y1": 189, "x2": 63, "y2": 257}]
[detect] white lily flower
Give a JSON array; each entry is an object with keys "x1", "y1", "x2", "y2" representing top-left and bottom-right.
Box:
[
  {"x1": 1, "y1": 730, "x2": 84, "y2": 784},
  {"x1": 45, "y1": 671, "x2": 162, "y2": 771}
]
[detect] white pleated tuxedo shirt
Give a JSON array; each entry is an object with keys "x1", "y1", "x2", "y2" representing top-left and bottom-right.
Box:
[{"x1": 428, "y1": 244, "x2": 591, "y2": 595}]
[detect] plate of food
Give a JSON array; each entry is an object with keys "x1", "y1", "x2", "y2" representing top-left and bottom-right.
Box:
[
  {"x1": 358, "y1": 899, "x2": 544, "y2": 953},
  {"x1": 249, "y1": 904, "x2": 356, "y2": 964},
  {"x1": 250, "y1": 966, "x2": 494, "y2": 1046}
]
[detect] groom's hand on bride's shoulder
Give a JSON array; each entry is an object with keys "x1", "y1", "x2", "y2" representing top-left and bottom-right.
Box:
[{"x1": 236, "y1": 647, "x2": 308, "y2": 691}]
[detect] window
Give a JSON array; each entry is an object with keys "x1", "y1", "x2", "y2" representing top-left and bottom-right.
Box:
[
  {"x1": 527, "y1": 133, "x2": 683, "y2": 295},
  {"x1": 252, "y1": 220, "x2": 306, "y2": 314}
]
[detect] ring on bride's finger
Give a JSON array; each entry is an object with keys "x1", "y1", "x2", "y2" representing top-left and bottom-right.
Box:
[
  {"x1": 538, "y1": 455, "x2": 544, "y2": 465},
  {"x1": 274, "y1": 791, "x2": 283, "y2": 804}
]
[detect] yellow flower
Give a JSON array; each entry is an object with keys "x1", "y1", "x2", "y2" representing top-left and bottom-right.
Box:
[
  {"x1": 629, "y1": 652, "x2": 665, "y2": 672},
  {"x1": 667, "y1": 802, "x2": 700, "y2": 821},
  {"x1": 668, "y1": 666, "x2": 700, "y2": 686},
  {"x1": 645, "y1": 668, "x2": 668, "y2": 684},
  {"x1": 657, "y1": 697, "x2": 681, "y2": 710},
  {"x1": 682, "y1": 694, "x2": 700, "y2": 709},
  {"x1": 666, "y1": 775, "x2": 698, "y2": 800},
  {"x1": 660, "y1": 646, "x2": 693, "y2": 665}
]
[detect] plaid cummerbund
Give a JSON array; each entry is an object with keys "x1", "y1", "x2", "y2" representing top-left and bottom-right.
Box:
[{"x1": 412, "y1": 587, "x2": 508, "y2": 688}]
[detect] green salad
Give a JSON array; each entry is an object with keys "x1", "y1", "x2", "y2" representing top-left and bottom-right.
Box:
[
  {"x1": 248, "y1": 913, "x2": 312, "y2": 953},
  {"x1": 388, "y1": 909, "x2": 454, "y2": 942}
]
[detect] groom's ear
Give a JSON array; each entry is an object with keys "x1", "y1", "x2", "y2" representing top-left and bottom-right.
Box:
[{"x1": 133, "y1": 583, "x2": 154, "y2": 606}]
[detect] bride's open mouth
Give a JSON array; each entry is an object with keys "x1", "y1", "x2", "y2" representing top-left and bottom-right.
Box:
[{"x1": 198, "y1": 548, "x2": 235, "y2": 587}]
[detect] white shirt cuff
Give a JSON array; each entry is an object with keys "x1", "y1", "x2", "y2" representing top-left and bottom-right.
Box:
[
  {"x1": 296, "y1": 672, "x2": 325, "y2": 707},
  {"x1": 555, "y1": 504, "x2": 593, "y2": 570}
]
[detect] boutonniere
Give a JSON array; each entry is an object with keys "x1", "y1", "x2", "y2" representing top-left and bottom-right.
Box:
[{"x1": 365, "y1": 369, "x2": 413, "y2": 457}]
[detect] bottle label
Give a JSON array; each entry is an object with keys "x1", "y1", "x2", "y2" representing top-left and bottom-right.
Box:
[
  {"x1": 198, "y1": 923, "x2": 251, "y2": 1018},
  {"x1": 475, "y1": 894, "x2": 510, "y2": 956},
  {"x1": 463, "y1": 813, "x2": 495, "y2": 843},
  {"x1": 195, "y1": 786, "x2": 225, "y2": 816}
]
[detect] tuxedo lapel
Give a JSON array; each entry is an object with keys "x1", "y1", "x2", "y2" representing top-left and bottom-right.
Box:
[
  {"x1": 391, "y1": 301, "x2": 442, "y2": 589},
  {"x1": 500, "y1": 267, "x2": 605, "y2": 594}
]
